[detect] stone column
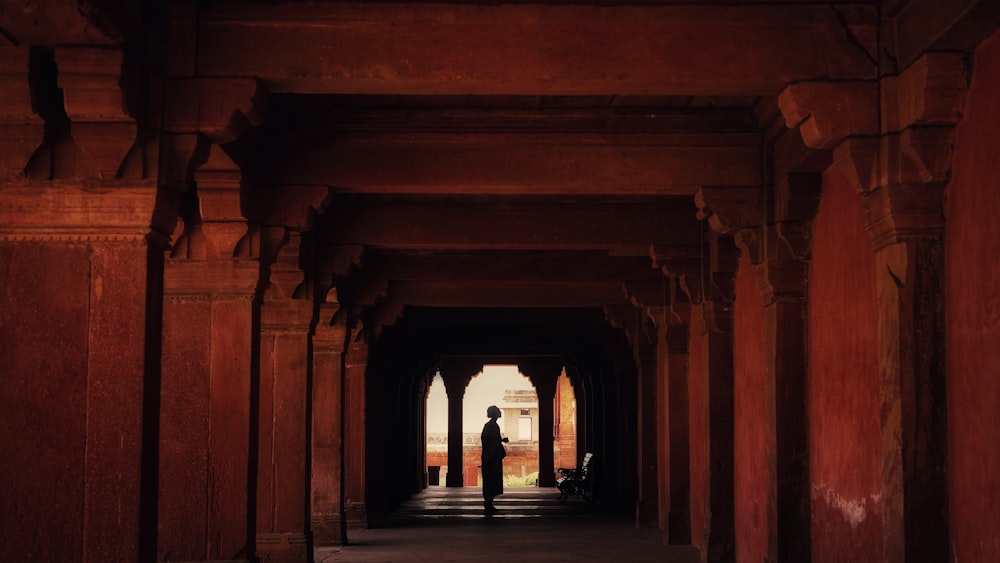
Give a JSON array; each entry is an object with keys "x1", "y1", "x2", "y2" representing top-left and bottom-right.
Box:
[
  {"x1": 310, "y1": 302, "x2": 348, "y2": 546},
  {"x1": 634, "y1": 335, "x2": 659, "y2": 528},
  {"x1": 520, "y1": 357, "x2": 563, "y2": 488},
  {"x1": 160, "y1": 256, "x2": 259, "y2": 562},
  {"x1": 665, "y1": 320, "x2": 692, "y2": 545},
  {"x1": 826, "y1": 52, "x2": 964, "y2": 561},
  {"x1": 0, "y1": 42, "x2": 162, "y2": 562},
  {"x1": 256, "y1": 234, "x2": 314, "y2": 563},
  {"x1": 344, "y1": 327, "x2": 369, "y2": 527},
  {"x1": 439, "y1": 357, "x2": 483, "y2": 487},
  {"x1": 0, "y1": 194, "x2": 158, "y2": 563}
]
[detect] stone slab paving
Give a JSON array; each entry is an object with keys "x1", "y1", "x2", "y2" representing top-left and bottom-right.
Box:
[{"x1": 316, "y1": 487, "x2": 700, "y2": 562}]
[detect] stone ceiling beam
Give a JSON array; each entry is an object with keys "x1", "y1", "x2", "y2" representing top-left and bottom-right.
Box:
[
  {"x1": 317, "y1": 198, "x2": 700, "y2": 252},
  {"x1": 193, "y1": 2, "x2": 876, "y2": 96},
  {"x1": 264, "y1": 132, "x2": 760, "y2": 196},
  {"x1": 387, "y1": 280, "x2": 627, "y2": 308},
  {"x1": 359, "y1": 251, "x2": 662, "y2": 282}
]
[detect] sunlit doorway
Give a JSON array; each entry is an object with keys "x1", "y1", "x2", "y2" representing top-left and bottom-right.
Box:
[{"x1": 424, "y1": 364, "x2": 576, "y2": 488}]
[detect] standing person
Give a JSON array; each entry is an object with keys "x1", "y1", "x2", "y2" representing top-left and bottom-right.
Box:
[{"x1": 481, "y1": 405, "x2": 508, "y2": 514}]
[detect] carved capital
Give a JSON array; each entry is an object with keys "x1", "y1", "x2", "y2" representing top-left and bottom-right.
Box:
[
  {"x1": 0, "y1": 47, "x2": 44, "y2": 178},
  {"x1": 778, "y1": 81, "x2": 879, "y2": 149},
  {"x1": 695, "y1": 186, "x2": 763, "y2": 234},
  {"x1": 862, "y1": 182, "x2": 944, "y2": 250},
  {"x1": 707, "y1": 234, "x2": 740, "y2": 304},
  {"x1": 438, "y1": 356, "x2": 484, "y2": 397},
  {"x1": 54, "y1": 47, "x2": 137, "y2": 179},
  {"x1": 518, "y1": 357, "x2": 563, "y2": 397},
  {"x1": 650, "y1": 243, "x2": 703, "y2": 303},
  {"x1": 832, "y1": 136, "x2": 881, "y2": 193},
  {"x1": 756, "y1": 257, "x2": 809, "y2": 306},
  {"x1": 264, "y1": 231, "x2": 307, "y2": 300}
]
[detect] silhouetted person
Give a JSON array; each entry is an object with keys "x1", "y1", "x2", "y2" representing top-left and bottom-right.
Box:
[{"x1": 481, "y1": 405, "x2": 508, "y2": 514}]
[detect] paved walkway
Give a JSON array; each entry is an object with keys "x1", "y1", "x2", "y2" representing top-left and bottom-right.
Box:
[{"x1": 315, "y1": 487, "x2": 700, "y2": 562}]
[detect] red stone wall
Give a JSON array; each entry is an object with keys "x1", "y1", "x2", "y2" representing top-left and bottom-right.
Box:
[
  {"x1": 808, "y1": 169, "x2": 882, "y2": 562},
  {"x1": 686, "y1": 303, "x2": 709, "y2": 556},
  {"x1": 733, "y1": 252, "x2": 769, "y2": 562},
  {"x1": 946, "y1": 28, "x2": 1000, "y2": 563}
]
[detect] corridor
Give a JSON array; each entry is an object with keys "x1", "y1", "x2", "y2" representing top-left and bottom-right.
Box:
[{"x1": 315, "y1": 488, "x2": 699, "y2": 562}]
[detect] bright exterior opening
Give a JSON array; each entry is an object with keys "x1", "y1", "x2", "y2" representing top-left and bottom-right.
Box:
[{"x1": 425, "y1": 364, "x2": 577, "y2": 488}]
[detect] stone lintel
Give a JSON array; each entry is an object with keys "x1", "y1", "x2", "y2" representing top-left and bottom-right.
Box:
[
  {"x1": 265, "y1": 131, "x2": 761, "y2": 195},
  {"x1": 778, "y1": 81, "x2": 879, "y2": 149},
  {"x1": 695, "y1": 186, "x2": 762, "y2": 234},
  {"x1": 0, "y1": 181, "x2": 158, "y2": 240},
  {"x1": 196, "y1": 2, "x2": 876, "y2": 96},
  {"x1": 164, "y1": 257, "x2": 260, "y2": 297}
]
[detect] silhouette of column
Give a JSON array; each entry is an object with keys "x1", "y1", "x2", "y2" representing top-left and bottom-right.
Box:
[
  {"x1": 634, "y1": 334, "x2": 659, "y2": 528},
  {"x1": 439, "y1": 357, "x2": 483, "y2": 487},
  {"x1": 310, "y1": 303, "x2": 348, "y2": 546},
  {"x1": 520, "y1": 357, "x2": 563, "y2": 487}
]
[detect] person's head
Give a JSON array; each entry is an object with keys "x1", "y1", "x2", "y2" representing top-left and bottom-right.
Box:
[{"x1": 487, "y1": 405, "x2": 501, "y2": 419}]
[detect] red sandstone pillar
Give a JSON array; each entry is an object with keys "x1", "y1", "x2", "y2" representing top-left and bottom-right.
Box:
[
  {"x1": 0, "y1": 43, "x2": 156, "y2": 563},
  {"x1": 160, "y1": 257, "x2": 258, "y2": 562},
  {"x1": 439, "y1": 358, "x2": 483, "y2": 487},
  {"x1": 633, "y1": 337, "x2": 660, "y2": 527},
  {"x1": 520, "y1": 358, "x2": 562, "y2": 488},
  {"x1": 665, "y1": 321, "x2": 692, "y2": 545},
  {"x1": 310, "y1": 304, "x2": 348, "y2": 546},
  {"x1": 344, "y1": 329, "x2": 368, "y2": 527},
  {"x1": 255, "y1": 247, "x2": 314, "y2": 563}
]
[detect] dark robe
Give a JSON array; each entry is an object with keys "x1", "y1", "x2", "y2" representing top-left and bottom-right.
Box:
[{"x1": 481, "y1": 418, "x2": 506, "y2": 501}]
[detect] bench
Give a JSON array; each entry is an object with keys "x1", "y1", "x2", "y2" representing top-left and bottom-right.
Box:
[{"x1": 556, "y1": 452, "x2": 594, "y2": 504}]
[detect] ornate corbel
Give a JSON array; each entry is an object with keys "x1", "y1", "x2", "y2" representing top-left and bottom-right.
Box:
[
  {"x1": 54, "y1": 46, "x2": 137, "y2": 179},
  {"x1": 694, "y1": 186, "x2": 763, "y2": 235},
  {"x1": 650, "y1": 243, "x2": 704, "y2": 304},
  {"x1": 778, "y1": 81, "x2": 879, "y2": 150},
  {"x1": 0, "y1": 47, "x2": 44, "y2": 178}
]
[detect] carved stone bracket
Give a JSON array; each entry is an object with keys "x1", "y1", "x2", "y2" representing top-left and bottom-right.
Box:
[
  {"x1": 695, "y1": 186, "x2": 763, "y2": 235},
  {"x1": 0, "y1": 47, "x2": 44, "y2": 178},
  {"x1": 778, "y1": 81, "x2": 879, "y2": 149},
  {"x1": 650, "y1": 243, "x2": 704, "y2": 303},
  {"x1": 55, "y1": 46, "x2": 137, "y2": 179}
]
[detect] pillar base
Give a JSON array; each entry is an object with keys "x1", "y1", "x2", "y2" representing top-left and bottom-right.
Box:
[
  {"x1": 345, "y1": 502, "x2": 368, "y2": 529},
  {"x1": 311, "y1": 513, "x2": 347, "y2": 546},
  {"x1": 255, "y1": 532, "x2": 310, "y2": 563}
]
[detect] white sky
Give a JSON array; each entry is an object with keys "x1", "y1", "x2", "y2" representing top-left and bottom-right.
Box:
[{"x1": 426, "y1": 364, "x2": 536, "y2": 433}]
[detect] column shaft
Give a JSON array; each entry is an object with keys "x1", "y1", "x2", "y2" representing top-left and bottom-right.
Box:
[
  {"x1": 310, "y1": 309, "x2": 348, "y2": 546},
  {"x1": 344, "y1": 338, "x2": 368, "y2": 527}
]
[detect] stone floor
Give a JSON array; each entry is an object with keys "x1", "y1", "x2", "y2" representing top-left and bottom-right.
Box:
[{"x1": 315, "y1": 487, "x2": 700, "y2": 562}]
